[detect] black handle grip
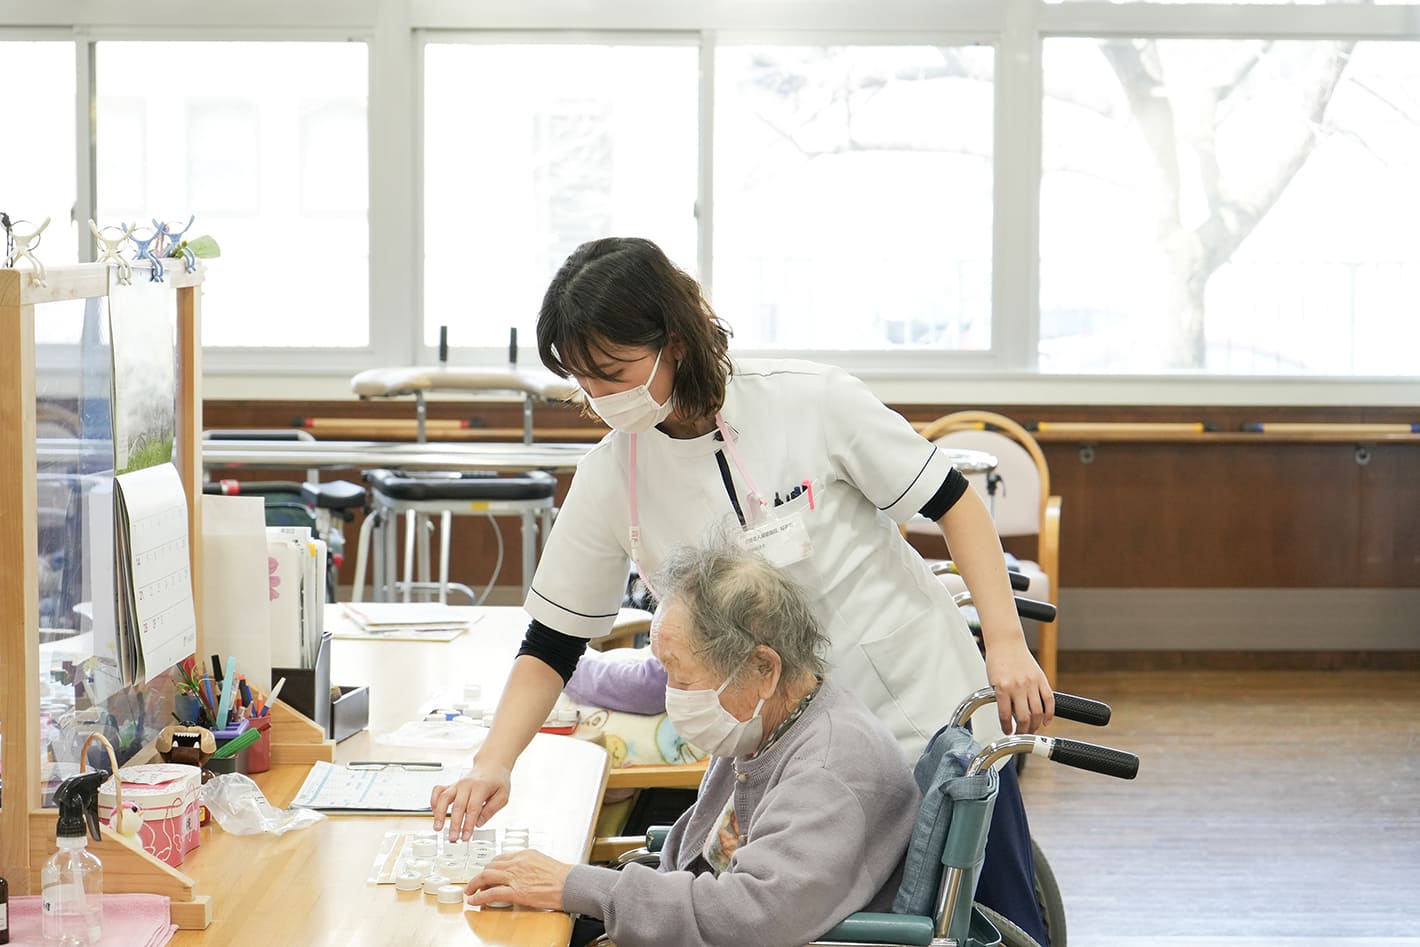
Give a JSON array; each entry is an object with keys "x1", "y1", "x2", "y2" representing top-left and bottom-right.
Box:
[
  {"x1": 439, "y1": 325, "x2": 449, "y2": 363},
  {"x1": 1005, "y1": 570, "x2": 1029, "y2": 592},
  {"x1": 1049, "y1": 739, "x2": 1139, "y2": 779},
  {"x1": 1014, "y1": 596, "x2": 1057, "y2": 623},
  {"x1": 1052, "y1": 692, "x2": 1111, "y2": 726},
  {"x1": 509, "y1": 327, "x2": 518, "y2": 367}
]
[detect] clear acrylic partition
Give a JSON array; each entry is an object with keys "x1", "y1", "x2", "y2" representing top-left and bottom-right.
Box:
[{"x1": 34, "y1": 291, "x2": 178, "y2": 805}]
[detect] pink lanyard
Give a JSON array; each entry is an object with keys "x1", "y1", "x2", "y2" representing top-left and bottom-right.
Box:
[{"x1": 628, "y1": 414, "x2": 765, "y2": 594}]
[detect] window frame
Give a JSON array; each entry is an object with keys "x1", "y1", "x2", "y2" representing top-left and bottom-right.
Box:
[{"x1": 12, "y1": 0, "x2": 1418, "y2": 405}]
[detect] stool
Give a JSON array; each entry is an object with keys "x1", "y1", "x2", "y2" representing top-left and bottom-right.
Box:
[{"x1": 353, "y1": 468, "x2": 557, "y2": 604}]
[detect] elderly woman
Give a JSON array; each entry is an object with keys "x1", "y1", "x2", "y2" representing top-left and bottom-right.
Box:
[{"x1": 464, "y1": 540, "x2": 920, "y2": 947}]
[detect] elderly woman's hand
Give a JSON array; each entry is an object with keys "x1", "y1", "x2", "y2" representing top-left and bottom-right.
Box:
[{"x1": 465, "y1": 850, "x2": 572, "y2": 911}]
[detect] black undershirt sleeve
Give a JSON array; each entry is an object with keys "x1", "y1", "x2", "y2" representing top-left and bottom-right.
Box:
[
  {"x1": 516, "y1": 619, "x2": 589, "y2": 685},
  {"x1": 918, "y1": 466, "x2": 970, "y2": 522}
]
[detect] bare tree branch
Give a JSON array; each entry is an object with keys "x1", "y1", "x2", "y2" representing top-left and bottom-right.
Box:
[
  {"x1": 1099, "y1": 39, "x2": 1183, "y2": 225},
  {"x1": 1198, "y1": 42, "x2": 1356, "y2": 274}
]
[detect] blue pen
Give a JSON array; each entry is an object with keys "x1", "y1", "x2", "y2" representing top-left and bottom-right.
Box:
[
  {"x1": 201, "y1": 675, "x2": 217, "y2": 722},
  {"x1": 214, "y1": 657, "x2": 238, "y2": 729}
]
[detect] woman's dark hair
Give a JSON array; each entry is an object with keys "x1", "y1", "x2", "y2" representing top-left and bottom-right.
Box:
[{"x1": 537, "y1": 237, "x2": 733, "y2": 422}]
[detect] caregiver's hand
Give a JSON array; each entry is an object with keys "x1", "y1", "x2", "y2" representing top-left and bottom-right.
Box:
[
  {"x1": 431, "y1": 761, "x2": 511, "y2": 841},
  {"x1": 985, "y1": 638, "x2": 1054, "y2": 734}
]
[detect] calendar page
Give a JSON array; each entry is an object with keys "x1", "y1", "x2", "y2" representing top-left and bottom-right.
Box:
[{"x1": 114, "y1": 462, "x2": 197, "y2": 682}]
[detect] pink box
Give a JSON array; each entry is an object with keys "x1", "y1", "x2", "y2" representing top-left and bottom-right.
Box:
[{"x1": 99, "y1": 763, "x2": 202, "y2": 868}]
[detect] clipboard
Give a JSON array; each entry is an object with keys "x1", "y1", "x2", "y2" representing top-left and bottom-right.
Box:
[{"x1": 290, "y1": 760, "x2": 450, "y2": 814}]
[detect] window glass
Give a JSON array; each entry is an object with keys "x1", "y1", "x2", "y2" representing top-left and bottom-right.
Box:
[
  {"x1": 0, "y1": 41, "x2": 82, "y2": 343},
  {"x1": 1040, "y1": 39, "x2": 1420, "y2": 374},
  {"x1": 423, "y1": 43, "x2": 698, "y2": 350},
  {"x1": 1048, "y1": 0, "x2": 1409, "y2": 4},
  {"x1": 713, "y1": 45, "x2": 994, "y2": 351},
  {"x1": 96, "y1": 42, "x2": 369, "y2": 347}
]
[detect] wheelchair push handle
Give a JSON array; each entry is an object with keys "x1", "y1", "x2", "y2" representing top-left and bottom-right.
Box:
[
  {"x1": 950, "y1": 687, "x2": 1112, "y2": 728},
  {"x1": 1052, "y1": 691, "x2": 1112, "y2": 726},
  {"x1": 1013, "y1": 596, "x2": 1056, "y2": 623},
  {"x1": 1047, "y1": 738, "x2": 1139, "y2": 780}
]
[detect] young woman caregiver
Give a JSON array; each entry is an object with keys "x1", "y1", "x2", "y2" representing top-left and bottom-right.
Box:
[{"x1": 431, "y1": 236, "x2": 1055, "y2": 942}]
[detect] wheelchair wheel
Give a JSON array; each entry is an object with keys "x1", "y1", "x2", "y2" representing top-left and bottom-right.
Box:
[
  {"x1": 976, "y1": 903, "x2": 1044, "y2": 947},
  {"x1": 1032, "y1": 838, "x2": 1067, "y2": 947}
]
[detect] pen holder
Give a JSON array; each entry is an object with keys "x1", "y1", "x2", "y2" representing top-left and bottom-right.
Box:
[
  {"x1": 272, "y1": 633, "x2": 333, "y2": 735},
  {"x1": 272, "y1": 634, "x2": 370, "y2": 742},
  {"x1": 208, "y1": 719, "x2": 252, "y2": 775},
  {"x1": 204, "y1": 744, "x2": 251, "y2": 776},
  {"x1": 245, "y1": 714, "x2": 272, "y2": 773}
]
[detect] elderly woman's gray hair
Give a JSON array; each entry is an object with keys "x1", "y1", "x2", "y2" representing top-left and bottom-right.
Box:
[{"x1": 652, "y1": 540, "x2": 828, "y2": 688}]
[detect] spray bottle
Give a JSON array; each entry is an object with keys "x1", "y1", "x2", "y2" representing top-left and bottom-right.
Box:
[{"x1": 42, "y1": 770, "x2": 109, "y2": 946}]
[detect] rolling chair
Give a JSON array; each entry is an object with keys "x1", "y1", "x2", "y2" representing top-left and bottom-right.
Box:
[{"x1": 909, "y1": 411, "x2": 1062, "y2": 686}]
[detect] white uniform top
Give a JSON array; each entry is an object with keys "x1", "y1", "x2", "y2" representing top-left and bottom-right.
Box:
[{"x1": 525, "y1": 357, "x2": 1003, "y2": 758}]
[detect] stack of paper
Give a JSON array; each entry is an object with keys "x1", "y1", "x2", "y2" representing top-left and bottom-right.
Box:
[{"x1": 337, "y1": 603, "x2": 476, "y2": 642}]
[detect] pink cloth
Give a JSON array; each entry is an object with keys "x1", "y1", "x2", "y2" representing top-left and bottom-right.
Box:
[{"x1": 4, "y1": 893, "x2": 175, "y2": 947}]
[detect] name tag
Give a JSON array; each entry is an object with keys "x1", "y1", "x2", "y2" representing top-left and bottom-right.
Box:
[{"x1": 739, "y1": 512, "x2": 813, "y2": 568}]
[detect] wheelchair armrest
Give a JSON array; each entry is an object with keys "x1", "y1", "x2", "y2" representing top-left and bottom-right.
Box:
[
  {"x1": 613, "y1": 848, "x2": 663, "y2": 868},
  {"x1": 646, "y1": 825, "x2": 670, "y2": 852},
  {"x1": 610, "y1": 824, "x2": 671, "y2": 867},
  {"x1": 813, "y1": 912, "x2": 935, "y2": 946}
]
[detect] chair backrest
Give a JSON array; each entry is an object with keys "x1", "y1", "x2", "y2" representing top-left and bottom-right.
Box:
[{"x1": 918, "y1": 411, "x2": 1050, "y2": 540}]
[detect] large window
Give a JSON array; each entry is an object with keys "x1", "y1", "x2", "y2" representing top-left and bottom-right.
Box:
[
  {"x1": 1, "y1": 41, "x2": 80, "y2": 343},
  {"x1": 1040, "y1": 38, "x2": 1420, "y2": 374},
  {"x1": 19, "y1": 3, "x2": 1420, "y2": 391},
  {"x1": 713, "y1": 45, "x2": 994, "y2": 351},
  {"x1": 422, "y1": 42, "x2": 698, "y2": 350},
  {"x1": 95, "y1": 42, "x2": 368, "y2": 348}
]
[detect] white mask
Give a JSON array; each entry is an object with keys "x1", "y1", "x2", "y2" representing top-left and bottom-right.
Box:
[
  {"x1": 584, "y1": 348, "x2": 675, "y2": 434},
  {"x1": 664, "y1": 668, "x2": 765, "y2": 758}
]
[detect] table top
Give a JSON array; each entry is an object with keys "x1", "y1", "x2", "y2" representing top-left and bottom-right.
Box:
[
  {"x1": 201, "y1": 439, "x2": 593, "y2": 473},
  {"x1": 328, "y1": 605, "x2": 532, "y2": 732},
  {"x1": 171, "y1": 606, "x2": 609, "y2": 946}
]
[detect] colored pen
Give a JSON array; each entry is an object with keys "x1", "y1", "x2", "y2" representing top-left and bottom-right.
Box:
[
  {"x1": 262, "y1": 677, "x2": 287, "y2": 716},
  {"x1": 215, "y1": 657, "x2": 238, "y2": 729}
]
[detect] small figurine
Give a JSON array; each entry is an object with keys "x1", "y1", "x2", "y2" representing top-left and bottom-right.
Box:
[
  {"x1": 128, "y1": 223, "x2": 165, "y2": 282},
  {"x1": 108, "y1": 799, "x2": 143, "y2": 837},
  {"x1": 89, "y1": 219, "x2": 135, "y2": 285},
  {"x1": 156, "y1": 724, "x2": 215, "y2": 767},
  {"x1": 10, "y1": 216, "x2": 50, "y2": 286},
  {"x1": 156, "y1": 216, "x2": 197, "y2": 273}
]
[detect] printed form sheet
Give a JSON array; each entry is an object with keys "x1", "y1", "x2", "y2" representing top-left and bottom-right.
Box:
[{"x1": 292, "y1": 761, "x2": 451, "y2": 813}]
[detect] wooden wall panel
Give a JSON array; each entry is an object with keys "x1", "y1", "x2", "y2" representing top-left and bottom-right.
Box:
[{"x1": 205, "y1": 399, "x2": 1420, "y2": 593}]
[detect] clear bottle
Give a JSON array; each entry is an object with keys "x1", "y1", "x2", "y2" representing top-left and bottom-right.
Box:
[
  {"x1": 42, "y1": 771, "x2": 108, "y2": 946},
  {"x1": 41, "y1": 839, "x2": 103, "y2": 946}
]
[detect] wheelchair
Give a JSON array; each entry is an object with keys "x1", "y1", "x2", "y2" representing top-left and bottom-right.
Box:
[{"x1": 592, "y1": 683, "x2": 1138, "y2": 947}]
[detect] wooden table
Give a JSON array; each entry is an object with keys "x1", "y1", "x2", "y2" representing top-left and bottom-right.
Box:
[{"x1": 171, "y1": 606, "x2": 610, "y2": 946}]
